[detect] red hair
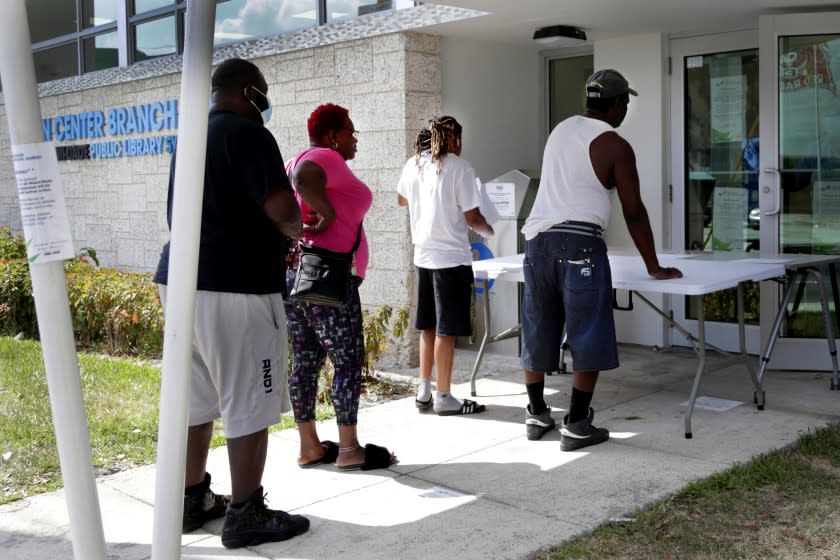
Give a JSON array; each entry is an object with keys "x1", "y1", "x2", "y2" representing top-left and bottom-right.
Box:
[{"x1": 307, "y1": 103, "x2": 349, "y2": 141}]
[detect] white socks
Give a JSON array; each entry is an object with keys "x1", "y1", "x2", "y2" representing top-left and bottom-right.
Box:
[
  {"x1": 417, "y1": 378, "x2": 432, "y2": 402},
  {"x1": 433, "y1": 391, "x2": 462, "y2": 413},
  {"x1": 418, "y1": 382, "x2": 464, "y2": 413}
]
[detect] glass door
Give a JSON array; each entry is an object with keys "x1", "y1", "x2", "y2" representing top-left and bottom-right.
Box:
[
  {"x1": 759, "y1": 13, "x2": 840, "y2": 370},
  {"x1": 670, "y1": 31, "x2": 763, "y2": 353}
]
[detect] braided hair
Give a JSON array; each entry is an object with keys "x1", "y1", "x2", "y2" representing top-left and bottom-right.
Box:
[
  {"x1": 414, "y1": 127, "x2": 431, "y2": 165},
  {"x1": 427, "y1": 115, "x2": 462, "y2": 173}
]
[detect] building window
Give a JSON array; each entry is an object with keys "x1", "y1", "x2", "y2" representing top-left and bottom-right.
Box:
[
  {"x1": 82, "y1": 0, "x2": 118, "y2": 28},
  {"x1": 27, "y1": 0, "x2": 415, "y2": 83},
  {"x1": 33, "y1": 42, "x2": 79, "y2": 83},
  {"x1": 214, "y1": 0, "x2": 317, "y2": 47},
  {"x1": 134, "y1": 0, "x2": 176, "y2": 12},
  {"x1": 83, "y1": 31, "x2": 120, "y2": 72},
  {"x1": 26, "y1": 0, "x2": 78, "y2": 44},
  {"x1": 327, "y1": 0, "x2": 413, "y2": 23},
  {"x1": 133, "y1": 15, "x2": 178, "y2": 61}
]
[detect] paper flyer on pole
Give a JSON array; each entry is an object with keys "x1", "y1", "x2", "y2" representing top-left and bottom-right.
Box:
[{"x1": 12, "y1": 141, "x2": 75, "y2": 263}]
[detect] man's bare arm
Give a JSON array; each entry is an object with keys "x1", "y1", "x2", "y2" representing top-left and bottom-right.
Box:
[
  {"x1": 263, "y1": 189, "x2": 302, "y2": 240},
  {"x1": 609, "y1": 136, "x2": 682, "y2": 280},
  {"x1": 397, "y1": 193, "x2": 408, "y2": 206}
]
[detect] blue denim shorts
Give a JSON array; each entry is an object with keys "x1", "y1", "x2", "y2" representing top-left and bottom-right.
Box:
[{"x1": 520, "y1": 229, "x2": 619, "y2": 373}]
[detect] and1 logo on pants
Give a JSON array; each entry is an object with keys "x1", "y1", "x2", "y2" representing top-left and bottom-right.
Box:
[{"x1": 261, "y1": 358, "x2": 273, "y2": 394}]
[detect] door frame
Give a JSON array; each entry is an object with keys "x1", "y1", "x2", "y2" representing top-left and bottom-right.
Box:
[
  {"x1": 668, "y1": 29, "x2": 761, "y2": 354},
  {"x1": 758, "y1": 12, "x2": 840, "y2": 370},
  {"x1": 542, "y1": 46, "x2": 594, "y2": 146}
]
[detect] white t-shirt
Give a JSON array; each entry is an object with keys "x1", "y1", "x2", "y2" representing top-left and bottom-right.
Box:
[
  {"x1": 397, "y1": 153, "x2": 481, "y2": 269},
  {"x1": 522, "y1": 115, "x2": 615, "y2": 240}
]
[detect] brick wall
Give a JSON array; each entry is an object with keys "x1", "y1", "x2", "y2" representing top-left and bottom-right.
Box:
[{"x1": 0, "y1": 32, "x2": 441, "y2": 364}]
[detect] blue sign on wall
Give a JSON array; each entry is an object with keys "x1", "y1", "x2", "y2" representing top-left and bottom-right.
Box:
[{"x1": 43, "y1": 99, "x2": 179, "y2": 161}]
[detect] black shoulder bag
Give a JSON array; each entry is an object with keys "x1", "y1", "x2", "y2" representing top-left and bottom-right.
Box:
[{"x1": 289, "y1": 222, "x2": 362, "y2": 308}]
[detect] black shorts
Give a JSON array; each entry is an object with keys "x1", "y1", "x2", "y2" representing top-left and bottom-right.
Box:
[{"x1": 415, "y1": 265, "x2": 474, "y2": 336}]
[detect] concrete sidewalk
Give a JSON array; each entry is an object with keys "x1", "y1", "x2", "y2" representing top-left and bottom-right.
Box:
[{"x1": 2, "y1": 344, "x2": 839, "y2": 559}]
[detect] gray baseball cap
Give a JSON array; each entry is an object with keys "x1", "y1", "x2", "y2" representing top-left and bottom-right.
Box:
[{"x1": 585, "y1": 69, "x2": 638, "y2": 98}]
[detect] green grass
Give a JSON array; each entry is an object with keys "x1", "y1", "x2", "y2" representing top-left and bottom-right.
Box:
[
  {"x1": 0, "y1": 336, "x2": 161, "y2": 503},
  {"x1": 0, "y1": 336, "x2": 340, "y2": 505},
  {"x1": 536, "y1": 426, "x2": 840, "y2": 559}
]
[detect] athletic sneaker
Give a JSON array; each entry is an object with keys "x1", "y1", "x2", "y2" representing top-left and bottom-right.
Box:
[
  {"x1": 525, "y1": 405, "x2": 556, "y2": 441},
  {"x1": 183, "y1": 472, "x2": 230, "y2": 533},
  {"x1": 560, "y1": 407, "x2": 609, "y2": 451},
  {"x1": 221, "y1": 487, "x2": 310, "y2": 549}
]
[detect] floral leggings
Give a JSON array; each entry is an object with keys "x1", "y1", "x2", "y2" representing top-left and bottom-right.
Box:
[{"x1": 284, "y1": 273, "x2": 364, "y2": 425}]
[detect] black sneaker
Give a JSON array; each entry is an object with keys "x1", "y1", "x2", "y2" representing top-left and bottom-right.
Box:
[
  {"x1": 525, "y1": 405, "x2": 556, "y2": 441},
  {"x1": 221, "y1": 487, "x2": 310, "y2": 549},
  {"x1": 183, "y1": 472, "x2": 230, "y2": 533},
  {"x1": 560, "y1": 407, "x2": 609, "y2": 451}
]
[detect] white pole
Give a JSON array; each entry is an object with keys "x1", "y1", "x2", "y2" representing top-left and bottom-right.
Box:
[
  {"x1": 0, "y1": 2, "x2": 107, "y2": 559},
  {"x1": 151, "y1": 2, "x2": 216, "y2": 558}
]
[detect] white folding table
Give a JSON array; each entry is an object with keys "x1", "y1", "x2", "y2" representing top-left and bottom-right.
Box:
[
  {"x1": 684, "y1": 253, "x2": 840, "y2": 404},
  {"x1": 470, "y1": 253, "x2": 786, "y2": 438}
]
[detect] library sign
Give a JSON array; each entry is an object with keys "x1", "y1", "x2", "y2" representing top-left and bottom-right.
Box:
[{"x1": 43, "y1": 99, "x2": 179, "y2": 161}]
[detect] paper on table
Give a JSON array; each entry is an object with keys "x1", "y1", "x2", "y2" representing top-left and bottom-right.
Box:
[
  {"x1": 658, "y1": 253, "x2": 695, "y2": 260},
  {"x1": 732, "y1": 257, "x2": 793, "y2": 264}
]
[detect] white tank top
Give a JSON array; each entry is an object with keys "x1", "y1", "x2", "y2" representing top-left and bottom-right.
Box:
[{"x1": 522, "y1": 115, "x2": 615, "y2": 240}]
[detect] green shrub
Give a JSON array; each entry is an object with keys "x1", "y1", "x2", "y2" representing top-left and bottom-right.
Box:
[
  {"x1": 0, "y1": 227, "x2": 409, "y2": 366},
  {"x1": 0, "y1": 226, "x2": 27, "y2": 260},
  {"x1": 0, "y1": 257, "x2": 36, "y2": 338},
  {"x1": 64, "y1": 261, "x2": 164, "y2": 356},
  {"x1": 0, "y1": 229, "x2": 164, "y2": 356}
]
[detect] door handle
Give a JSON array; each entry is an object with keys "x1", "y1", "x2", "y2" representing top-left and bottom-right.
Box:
[{"x1": 761, "y1": 168, "x2": 781, "y2": 216}]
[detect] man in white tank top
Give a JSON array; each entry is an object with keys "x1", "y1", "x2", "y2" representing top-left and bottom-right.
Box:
[{"x1": 520, "y1": 69, "x2": 683, "y2": 451}]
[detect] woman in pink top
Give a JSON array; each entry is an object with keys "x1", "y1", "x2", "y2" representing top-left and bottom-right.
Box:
[{"x1": 284, "y1": 103, "x2": 396, "y2": 471}]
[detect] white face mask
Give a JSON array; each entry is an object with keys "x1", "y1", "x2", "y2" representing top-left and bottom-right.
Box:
[{"x1": 245, "y1": 85, "x2": 272, "y2": 125}]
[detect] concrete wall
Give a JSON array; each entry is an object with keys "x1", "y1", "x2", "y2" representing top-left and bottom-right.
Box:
[
  {"x1": 266, "y1": 32, "x2": 440, "y2": 314},
  {"x1": 439, "y1": 36, "x2": 541, "y2": 183},
  {"x1": 595, "y1": 33, "x2": 670, "y2": 347}
]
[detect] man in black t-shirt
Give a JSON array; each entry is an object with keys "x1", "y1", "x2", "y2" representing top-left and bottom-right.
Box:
[{"x1": 154, "y1": 58, "x2": 307, "y2": 548}]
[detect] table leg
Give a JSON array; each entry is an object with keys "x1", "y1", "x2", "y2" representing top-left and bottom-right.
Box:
[
  {"x1": 738, "y1": 283, "x2": 762, "y2": 408},
  {"x1": 684, "y1": 296, "x2": 705, "y2": 439},
  {"x1": 470, "y1": 278, "x2": 491, "y2": 397},
  {"x1": 634, "y1": 291, "x2": 731, "y2": 358},
  {"x1": 830, "y1": 263, "x2": 840, "y2": 341},
  {"x1": 808, "y1": 267, "x2": 840, "y2": 389},
  {"x1": 788, "y1": 270, "x2": 808, "y2": 331},
  {"x1": 555, "y1": 330, "x2": 569, "y2": 375},
  {"x1": 755, "y1": 273, "x2": 798, "y2": 408}
]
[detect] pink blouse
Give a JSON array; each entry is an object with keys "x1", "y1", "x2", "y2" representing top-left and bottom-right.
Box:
[{"x1": 286, "y1": 147, "x2": 373, "y2": 278}]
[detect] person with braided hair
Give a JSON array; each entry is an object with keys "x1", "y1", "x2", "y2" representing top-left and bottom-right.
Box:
[{"x1": 397, "y1": 116, "x2": 494, "y2": 415}]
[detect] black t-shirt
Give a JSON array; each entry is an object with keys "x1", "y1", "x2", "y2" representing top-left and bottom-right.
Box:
[{"x1": 154, "y1": 111, "x2": 292, "y2": 294}]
